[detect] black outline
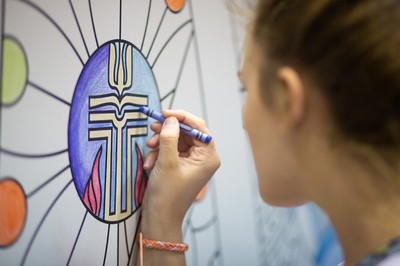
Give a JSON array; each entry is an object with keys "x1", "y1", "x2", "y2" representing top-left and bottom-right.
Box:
[
  {"x1": 87, "y1": 126, "x2": 113, "y2": 141},
  {"x1": 89, "y1": 93, "x2": 148, "y2": 111},
  {"x1": 188, "y1": 0, "x2": 208, "y2": 120},
  {"x1": 28, "y1": 80, "x2": 71, "y2": 106},
  {"x1": 71, "y1": 38, "x2": 162, "y2": 111},
  {"x1": 69, "y1": 0, "x2": 90, "y2": 58},
  {"x1": 84, "y1": 147, "x2": 102, "y2": 215},
  {"x1": 207, "y1": 250, "x2": 221, "y2": 266},
  {"x1": 123, "y1": 220, "x2": 129, "y2": 255},
  {"x1": 109, "y1": 41, "x2": 119, "y2": 89},
  {"x1": 151, "y1": 19, "x2": 192, "y2": 68},
  {"x1": 140, "y1": 0, "x2": 152, "y2": 51},
  {"x1": 160, "y1": 88, "x2": 175, "y2": 102},
  {"x1": 88, "y1": 110, "x2": 147, "y2": 124},
  {"x1": 66, "y1": 210, "x2": 88, "y2": 265},
  {"x1": 145, "y1": 6, "x2": 167, "y2": 59},
  {"x1": 188, "y1": 2, "x2": 224, "y2": 264},
  {"x1": 103, "y1": 224, "x2": 111, "y2": 266},
  {"x1": 210, "y1": 173, "x2": 224, "y2": 265},
  {"x1": 192, "y1": 215, "x2": 217, "y2": 233},
  {"x1": 26, "y1": 165, "x2": 70, "y2": 198},
  {"x1": 84, "y1": 125, "x2": 146, "y2": 223},
  {"x1": 0, "y1": 147, "x2": 68, "y2": 158},
  {"x1": 125, "y1": 125, "x2": 148, "y2": 138},
  {"x1": 18, "y1": 0, "x2": 84, "y2": 66},
  {"x1": 158, "y1": 29, "x2": 194, "y2": 109},
  {"x1": 107, "y1": 41, "x2": 134, "y2": 94},
  {"x1": 86, "y1": 127, "x2": 116, "y2": 222},
  {"x1": 0, "y1": 2, "x2": 225, "y2": 264},
  {"x1": 119, "y1": 0, "x2": 122, "y2": 40},
  {"x1": 69, "y1": 38, "x2": 160, "y2": 225},
  {"x1": 127, "y1": 212, "x2": 142, "y2": 266},
  {"x1": 132, "y1": 142, "x2": 147, "y2": 209},
  {"x1": 117, "y1": 223, "x2": 120, "y2": 266},
  {"x1": 88, "y1": 0, "x2": 99, "y2": 48},
  {"x1": 20, "y1": 179, "x2": 73, "y2": 265}
]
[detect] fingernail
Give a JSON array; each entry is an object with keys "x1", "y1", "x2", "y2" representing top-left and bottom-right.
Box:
[{"x1": 165, "y1": 117, "x2": 177, "y2": 126}]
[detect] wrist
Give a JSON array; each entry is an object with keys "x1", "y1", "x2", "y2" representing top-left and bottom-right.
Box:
[
  {"x1": 139, "y1": 208, "x2": 186, "y2": 266},
  {"x1": 141, "y1": 205, "x2": 183, "y2": 243}
]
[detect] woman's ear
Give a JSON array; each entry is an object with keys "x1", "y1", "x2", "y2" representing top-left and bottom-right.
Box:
[{"x1": 277, "y1": 66, "x2": 306, "y2": 130}]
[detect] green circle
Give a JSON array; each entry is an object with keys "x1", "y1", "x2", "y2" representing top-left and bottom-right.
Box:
[{"x1": 1, "y1": 37, "x2": 28, "y2": 105}]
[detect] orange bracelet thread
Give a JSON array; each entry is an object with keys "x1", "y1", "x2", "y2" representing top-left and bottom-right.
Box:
[
  {"x1": 139, "y1": 233, "x2": 144, "y2": 266},
  {"x1": 138, "y1": 233, "x2": 189, "y2": 252}
]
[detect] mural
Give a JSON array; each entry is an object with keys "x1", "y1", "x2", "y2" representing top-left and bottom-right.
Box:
[
  {"x1": 68, "y1": 40, "x2": 157, "y2": 223},
  {"x1": 0, "y1": 0, "x2": 223, "y2": 265}
]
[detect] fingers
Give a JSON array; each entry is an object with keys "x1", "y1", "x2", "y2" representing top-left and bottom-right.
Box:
[
  {"x1": 148, "y1": 120, "x2": 191, "y2": 152},
  {"x1": 157, "y1": 117, "x2": 180, "y2": 167},
  {"x1": 146, "y1": 133, "x2": 160, "y2": 149},
  {"x1": 144, "y1": 149, "x2": 158, "y2": 170},
  {"x1": 146, "y1": 110, "x2": 217, "y2": 170},
  {"x1": 150, "y1": 122, "x2": 162, "y2": 133}
]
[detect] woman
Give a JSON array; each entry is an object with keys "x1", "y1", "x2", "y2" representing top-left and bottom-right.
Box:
[{"x1": 140, "y1": 0, "x2": 400, "y2": 265}]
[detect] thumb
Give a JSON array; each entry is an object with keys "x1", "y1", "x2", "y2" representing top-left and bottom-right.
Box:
[{"x1": 158, "y1": 116, "x2": 180, "y2": 166}]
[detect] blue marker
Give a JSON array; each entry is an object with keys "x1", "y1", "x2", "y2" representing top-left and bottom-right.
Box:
[{"x1": 139, "y1": 106, "x2": 212, "y2": 144}]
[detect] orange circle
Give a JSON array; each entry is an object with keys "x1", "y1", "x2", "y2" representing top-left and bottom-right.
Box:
[
  {"x1": 165, "y1": 0, "x2": 185, "y2": 13},
  {"x1": 0, "y1": 178, "x2": 27, "y2": 247}
]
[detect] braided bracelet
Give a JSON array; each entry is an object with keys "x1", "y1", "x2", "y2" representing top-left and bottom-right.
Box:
[
  {"x1": 138, "y1": 233, "x2": 189, "y2": 266},
  {"x1": 138, "y1": 233, "x2": 189, "y2": 253},
  {"x1": 143, "y1": 238, "x2": 189, "y2": 252}
]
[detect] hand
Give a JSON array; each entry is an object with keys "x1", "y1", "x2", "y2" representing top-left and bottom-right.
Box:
[{"x1": 141, "y1": 110, "x2": 221, "y2": 229}]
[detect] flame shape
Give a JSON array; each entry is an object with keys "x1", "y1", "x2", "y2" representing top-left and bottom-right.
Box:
[
  {"x1": 134, "y1": 143, "x2": 148, "y2": 208},
  {"x1": 83, "y1": 147, "x2": 102, "y2": 216}
]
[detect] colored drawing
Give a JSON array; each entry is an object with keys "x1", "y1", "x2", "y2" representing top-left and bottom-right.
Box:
[
  {"x1": 83, "y1": 147, "x2": 102, "y2": 217},
  {"x1": 134, "y1": 142, "x2": 148, "y2": 208},
  {"x1": 0, "y1": 0, "x2": 222, "y2": 265},
  {"x1": 1, "y1": 36, "x2": 28, "y2": 106},
  {"x1": 0, "y1": 178, "x2": 27, "y2": 247},
  {"x1": 69, "y1": 40, "x2": 160, "y2": 223}
]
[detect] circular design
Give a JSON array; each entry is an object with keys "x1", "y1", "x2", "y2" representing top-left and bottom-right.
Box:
[
  {"x1": 1, "y1": 36, "x2": 28, "y2": 106},
  {"x1": 1, "y1": 1, "x2": 224, "y2": 265},
  {"x1": 165, "y1": 0, "x2": 186, "y2": 13},
  {"x1": 68, "y1": 39, "x2": 161, "y2": 223},
  {"x1": 0, "y1": 178, "x2": 27, "y2": 247}
]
